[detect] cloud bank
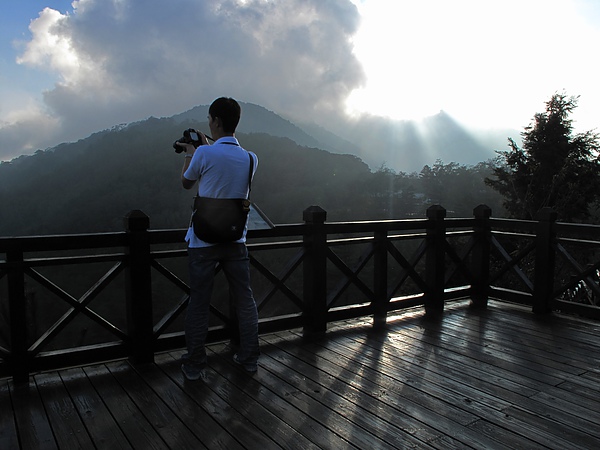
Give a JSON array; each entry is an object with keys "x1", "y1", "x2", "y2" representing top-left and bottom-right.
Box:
[{"x1": 1, "y1": 0, "x2": 364, "y2": 160}]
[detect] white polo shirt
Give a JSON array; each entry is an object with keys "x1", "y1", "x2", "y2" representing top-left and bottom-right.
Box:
[{"x1": 183, "y1": 137, "x2": 258, "y2": 247}]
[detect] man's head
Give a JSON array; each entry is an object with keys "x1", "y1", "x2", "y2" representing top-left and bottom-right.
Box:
[{"x1": 208, "y1": 97, "x2": 241, "y2": 135}]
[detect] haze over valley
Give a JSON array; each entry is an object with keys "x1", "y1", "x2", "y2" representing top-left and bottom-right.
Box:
[
  {"x1": 2, "y1": 0, "x2": 599, "y2": 172},
  {"x1": 0, "y1": 102, "x2": 506, "y2": 236}
]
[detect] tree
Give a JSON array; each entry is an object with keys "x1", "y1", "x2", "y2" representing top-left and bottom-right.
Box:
[
  {"x1": 420, "y1": 159, "x2": 504, "y2": 217},
  {"x1": 486, "y1": 93, "x2": 600, "y2": 222}
]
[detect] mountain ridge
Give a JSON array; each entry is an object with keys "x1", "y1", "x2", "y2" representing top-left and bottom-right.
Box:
[
  {"x1": 169, "y1": 102, "x2": 502, "y2": 172},
  {"x1": 3, "y1": 101, "x2": 506, "y2": 173},
  {"x1": 173, "y1": 103, "x2": 323, "y2": 149},
  {"x1": 0, "y1": 114, "x2": 378, "y2": 236},
  {"x1": 0, "y1": 102, "x2": 507, "y2": 236}
]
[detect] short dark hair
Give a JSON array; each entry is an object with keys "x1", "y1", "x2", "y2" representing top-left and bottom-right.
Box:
[{"x1": 209, "y1": 97, "x2": 241, "y2": 133}]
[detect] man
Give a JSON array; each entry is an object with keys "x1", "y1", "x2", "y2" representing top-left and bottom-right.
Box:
[{"x1": 177, "y1": 97, "x2": 259, "y2": 380}]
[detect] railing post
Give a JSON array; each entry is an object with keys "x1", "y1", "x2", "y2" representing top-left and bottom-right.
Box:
[
  {"x1": 373, "y1": 229, "x2": 388, "y2": 329},
  {"x1": 7, "y1": 249, "x2": 29, "y2": 383},
  {"x1": 471, "y1": 204, "x2": 492, "y2": 309},
  {"x1": 533, "y1": 207, "x2": 557, "y2": 314},
  {"x1": 303, "y1": 206, "x2": 328, "y2": 337},
  {"x1": 124, "y1": 210, "x2": 154, "y2": 363},
  {"x1": 425, "y1": 205, "x2": 446, "y2": 318}
]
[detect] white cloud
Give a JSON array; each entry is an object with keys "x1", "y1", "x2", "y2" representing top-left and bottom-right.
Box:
[
  {"x1": 347, "y1": 0, "x2": 600, "y2": 131},
  {"x1": 16, "y1": 8, "x2": 80, "y2": 82},
  {"x1": 0, "y1": 100, "x2": 61, "y2": 156},
  {"x1": 3, "y1": 0, "x2": 599, "y2": 166},
  {"x1": 1, "y1": 0, "x2": 364, "y2": 160}
]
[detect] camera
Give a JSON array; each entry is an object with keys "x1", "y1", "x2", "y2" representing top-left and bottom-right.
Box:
[{"x1": 173, "y1": 128, "x2": 202, "y2": 153}]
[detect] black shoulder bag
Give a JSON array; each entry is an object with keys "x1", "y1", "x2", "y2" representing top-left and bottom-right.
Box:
[{"x1": 192, "y1": 151, "x2": 254, "y2": 243}]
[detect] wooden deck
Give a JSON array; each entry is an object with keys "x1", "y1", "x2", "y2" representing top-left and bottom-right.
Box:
[{"x1": 2, "y1": 300, "x2": 600, "y2": 449}]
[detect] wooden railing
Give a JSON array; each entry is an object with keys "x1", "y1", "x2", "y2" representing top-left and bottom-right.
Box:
[{"x1": 1, "y1": 205, "x2": 599, "y2": 382}]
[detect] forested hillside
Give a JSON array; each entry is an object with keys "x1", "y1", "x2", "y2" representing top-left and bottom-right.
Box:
[{"x1": 0, "y1": 112, "x2": 505, "y2": 237}]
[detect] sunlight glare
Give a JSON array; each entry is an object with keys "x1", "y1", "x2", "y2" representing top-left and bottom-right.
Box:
[{"x1": 346, "y1": 0, "x2": 597, "y2": 130}]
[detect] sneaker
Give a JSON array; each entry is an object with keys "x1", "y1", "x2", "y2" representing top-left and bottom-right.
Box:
[
  {"x1": 233, "y1": 354, "x2": 258, "y2": 373},
  {"x1": 181, "y1": 363, "x2": 206, "y2": 381}
]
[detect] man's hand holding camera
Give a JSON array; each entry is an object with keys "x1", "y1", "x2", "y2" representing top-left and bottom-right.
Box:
[
  {"x1": 174, "y1": 128, "x2": 210, "y2": 157},
  {"x1": 177, "y1": 128, "x2": 210, "y2": 187}
]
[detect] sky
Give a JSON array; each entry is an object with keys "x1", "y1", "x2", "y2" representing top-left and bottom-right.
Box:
[{"x1": 1, "y1": 0, "x2": 600, "y2": 164}]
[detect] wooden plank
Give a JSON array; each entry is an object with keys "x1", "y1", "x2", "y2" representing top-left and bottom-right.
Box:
[
  {"x1": 259, "y1": 334, "x2": 493, "y2": 449},
  {"x1": 556, "y1": 378, "x2": 600, "y2": 404},
  {"x1": 153, "y1": 352, "x2": 285, "y2": 449},
  {"x1": 503, "y1": 405, "x2": 600, "y2": 450},
  {"x1": 318, "y1": 331, "x2": 574, "y2": 449},
  {"x1": 421, "y1": 310, "x2": 600, "y2": 438},
  {"x1": 159, "y1": 350, "x2": 320, "y2": 450},
  {"x1": 580, "y1": 369, "x2": 600, "y2": 383},
  {"x1": 126, "y1": 359, "x2": 246, "y2": 450},
  {"x1": 355, "y1": 319, "x2": 542, "y2": 399},
  {"x1": 444, "y1": 307, "x2": 600, "y2": 368},
  {"x1": 260, "y1": 335, "x2": 444, "y2": 448},
  {"x1": 529, "y1": 390, "x2": 600, "y2": 435},
  {"x1": 397, "y1": 317, "x2": 567, "y2": 386},
  {"x1": 298, "y1": 328, "x2": 513, "y2": 413},
  {"x1": 480, "y1": 303, "x2": 600, "y2": 360},
  {"x1": 269, "y1": 331, "x2": 539, "y2": 450},
  {"x1": 333, "y1": 316, "x2": 597, "y2": 449},
  {"x1": 380, "y1": 308, "x2": 600, "y2": 447},
  {"x1": 255, "y1": 342, "x2": 403, "y2": 450},
  {"x1": 33, "y1": 371, "x2": 92, "y2": 449},
  {"x1": 83, "y1": 364, "x2": 169, "y2": 450},
  {"x1": 431, "y1": 314, "x2": 600, "y2": 420},
  {"x1": 106, "y1": 360, "x2": 205, "y2": 449},
  {"x1": 58, "y1": 367, "x2": 132, "y2": 449},
  {"x1": 441, "y1": 312, "x2": 595, "y2": 370},
  {"x1": 265, "y1": 331, "x2": 468, "y2": 444},
  {"x1": 213, "y1": 338, "x2": 393, "y2": 449},
  {"x1": 0, "y1": 380, "x2": 19, "y2": 450},
  {"x1": 467, "y1": 418, "x2": 544, "y2": 450},
  {"x1": 4, "y1": 302, "x2": 600, "y2": 450},
  {"x1": 205, "y1": 344, "x2": 355, "y2": 450},
  {"x1": 391, "y1": 320, "x2": 562, "y2": 391},
  {"x1": 487, "y1": 300, "x2": 600, "y2": 337}
]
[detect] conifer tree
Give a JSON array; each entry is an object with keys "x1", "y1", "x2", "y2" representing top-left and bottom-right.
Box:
[{"x1": 486, "y1": 93, "x2": 600, "y2": 222}]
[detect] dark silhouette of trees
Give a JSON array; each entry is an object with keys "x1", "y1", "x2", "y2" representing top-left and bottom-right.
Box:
[
  {"x1": 420, "y1": 160, "x2": 504, "y2": 217},
  {"x1": 0, "y1": 113, "x2": 508, "y2": 237},
  {"x1": 486, "y1": 93, "x2": 600, "y2": 222}
]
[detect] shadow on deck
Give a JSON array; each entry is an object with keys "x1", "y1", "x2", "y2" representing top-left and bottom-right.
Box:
[{"x1": 2, "y1": 300, "x2": 600, "y2": 449}]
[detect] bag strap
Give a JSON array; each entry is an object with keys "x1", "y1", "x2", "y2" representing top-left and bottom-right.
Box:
[
  {"x1": 220, "y1": 140, "x2": 254, "y2": 198},
  {"x1": 247, "y1": 152, "x2": 254, "y2": 197}
]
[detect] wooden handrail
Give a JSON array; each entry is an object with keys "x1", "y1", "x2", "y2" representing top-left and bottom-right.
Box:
[{"x1": 2, "y1": 204, "x2": 600, "y2": 383}]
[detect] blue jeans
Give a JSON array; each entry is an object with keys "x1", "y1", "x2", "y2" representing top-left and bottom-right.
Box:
[{"x1": 183, "y1": 243, "x2": 259, "y2": 368}]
